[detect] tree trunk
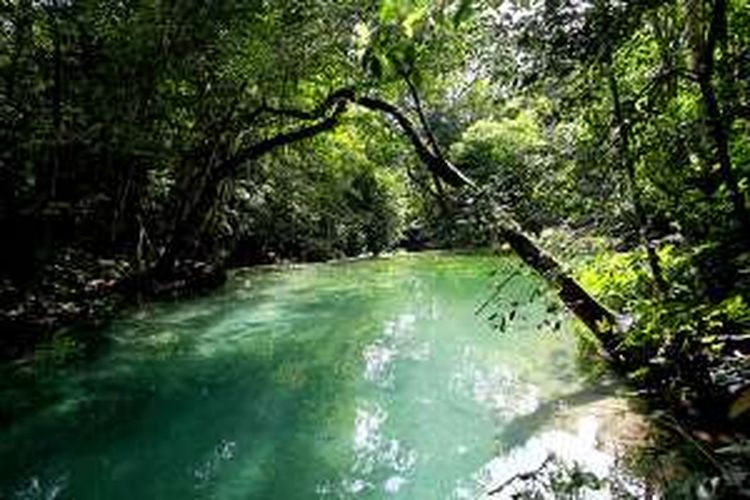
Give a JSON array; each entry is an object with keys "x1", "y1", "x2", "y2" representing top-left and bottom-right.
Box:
[
  {"x1": 696, "y1": 0, "x2": 749, "y2": 232},
  {"x1": 496, "y1": 222, "x2": 622, "y2": 356},
  {"x1": 48, "y1": 0, "x2": 63, "y2": 200},
  {"x1": 698, "y1": 76, "x2": 748, "y2": 230},
  {"x1": 607, "y1": 62, "x2": 668, "y2": 295}
]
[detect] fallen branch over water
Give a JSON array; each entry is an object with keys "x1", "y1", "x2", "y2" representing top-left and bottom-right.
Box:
[{"x1": 487, "y1": 454, "x2": 555, "y2": 496}]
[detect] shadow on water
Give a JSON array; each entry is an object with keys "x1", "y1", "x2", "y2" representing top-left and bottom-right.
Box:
[
  {"x1": 0, "y1": 270, "x2": 381, "y2": 499},
  {"x1": 496, "y1": 381, "x2": 619, "y2": 452},
  {"x1": 1, "y1": 339, "x2": 360, "y2": 499}
]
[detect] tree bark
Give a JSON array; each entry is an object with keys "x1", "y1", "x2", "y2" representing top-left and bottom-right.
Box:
[
  {"x1": 496, "y1": 222, "x2": 621, "y2": 354},
  {"x1": 696, "y1": 0, "x2": 749, "y2": 232},
  {"x1": 607, "y1": 62, "x2": 668, "y2": 295},
  {"x1": 48, "y1": 0, "x2": 63, "y2": 200}
]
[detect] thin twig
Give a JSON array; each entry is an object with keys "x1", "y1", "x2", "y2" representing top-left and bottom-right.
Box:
[
  {"x1": 487, "y1": 454, "x2": 555, "y2": 495},
  {"x1": 476, "y1": 269, "x2": 521, "y2": 316}
]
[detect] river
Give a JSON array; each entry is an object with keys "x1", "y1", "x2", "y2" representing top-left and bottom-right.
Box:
[{"x1": 0, "y1": 252, "x2": 646, "y2": 499}]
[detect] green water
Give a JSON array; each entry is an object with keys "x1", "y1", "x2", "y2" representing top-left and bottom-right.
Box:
[{"x1": 0, "y1": 252, "x2": 633, "y2": 499}]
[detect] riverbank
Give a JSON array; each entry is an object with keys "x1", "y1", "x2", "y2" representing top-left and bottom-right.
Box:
[
  {"x1": 0, "y1": 244, "x2": 506, "y2": 362},
  {"x1": 542, "y1": 227, "x2": 750, "y2": 497}
]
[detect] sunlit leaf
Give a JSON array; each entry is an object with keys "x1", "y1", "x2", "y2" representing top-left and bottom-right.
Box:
[
  {"x1": 403, "y1": 5, "x2": 427, "y2": 38},
  {"x1": 379, "y1": 0, "x2": 402, "y2": 23},
  {"x1": 729, "y1": 387, "x2": 750, "y2": 420}
]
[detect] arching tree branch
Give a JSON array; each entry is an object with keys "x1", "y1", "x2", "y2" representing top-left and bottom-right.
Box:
[
  {"x1": 218, "y1": 88, "x2": 475, "y2": 188},
  {"x1": 355, "y1": 95, "x2": 476, "y2": 188},
  {"x1": 218, "y1": 98, "x2": 350, "y2": 176},
  {"x1": 166, "y1": 87, "x2": 621, "y2": 357},
  {"x1": 402, "y1": 71, "x2": 445, "y2": 158}
]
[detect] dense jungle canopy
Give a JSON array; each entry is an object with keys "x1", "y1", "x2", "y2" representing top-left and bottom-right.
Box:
[{"x1": 1, "y1": 0, "x2": 750, "y2": 495}]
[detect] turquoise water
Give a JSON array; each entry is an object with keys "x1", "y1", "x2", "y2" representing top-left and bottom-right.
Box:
[{"x1": 0, "y1": 252, "x2": 633, "y2": 499}]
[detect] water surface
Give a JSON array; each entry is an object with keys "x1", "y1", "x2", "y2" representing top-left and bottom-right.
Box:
[{"x1": 0, "y1": 252, "x2": 637, "y2": 499}]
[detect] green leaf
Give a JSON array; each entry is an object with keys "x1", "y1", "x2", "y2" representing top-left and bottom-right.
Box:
[
  {"x1": 453, "y1": 0, "x2": 473, "y2": 27},
  {"x1": 403, "y1": 5, "x2": 427, "y2": 38},
  {"x1": 379, "y1": 0, "x2": 402, "y2": 23},
  {"x1": 729, "y1": 387, "x2": 750, "y2": 420}
]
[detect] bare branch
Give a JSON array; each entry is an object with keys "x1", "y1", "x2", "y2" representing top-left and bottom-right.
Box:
[
  {"x1": 356, "y1": 95, "x2": 476, "y2": 188},
  {"x1": 487, "y1": 454, "x2": 555, "y2": 496},
  {"x1": 402, "y1": 71, "x2": 444, "y2": 159},
  {"x1": 218, "y1": 99, "x2": 350, "y2": 176}
]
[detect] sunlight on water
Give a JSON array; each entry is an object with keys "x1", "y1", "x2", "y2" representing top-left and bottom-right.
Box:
[
  {"x1": 450, "y1": 348, "x2": 540, "y2": 421},
  {"x1": 0, "y1": 252, "x2": 644, "y2": 499}
]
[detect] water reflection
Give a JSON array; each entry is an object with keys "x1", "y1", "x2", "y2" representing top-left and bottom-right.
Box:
[
  {"x1": 13, "y1": 474, "x2": 67, "y2": 500},
  {"x1": 362, "y1": 313, "x2": 429, "y2": 389},
  {"x1": 473, "y1": 411, "x2": 647, "y2": 499},
  {"x1": 192, "y1": 439, "x2": 237, "y2": 489},
  {"x1": 318, "y1": 401, "x2": 417, "y2": 497},
  {"x1": 450, "y1": 347, "x2": 539, "y2": 421},
  {"x1": 362, "y1": 341, "x2": 397, "y2": 388}
]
